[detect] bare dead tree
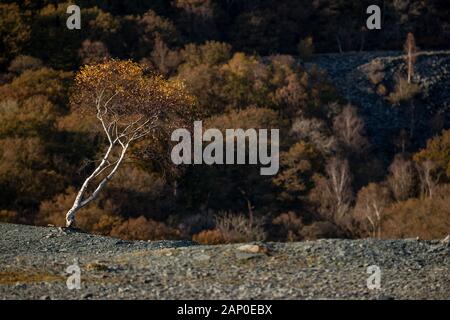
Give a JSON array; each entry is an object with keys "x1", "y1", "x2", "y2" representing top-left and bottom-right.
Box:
[
  {"x1": 353, "y1": 183, "x2": 391, "y2": 238},
  {"x1": 78, "y1": 39, "x2": 110, "y2": 65},
  {"x1": 416, "y1": 160, "x2": 441, "y2": 199},
  {"x1": 336, "y1": 34, "x2": 343, "y2": 54},
  {"x1": 65, "y1": 60, "x2": 192, "y2": 227},
  {"x1": 404, "y1": 32, "x2": 417, "y2": 84},
  {"x1": 332, "y1": 104, "x2": 368, "y2": 153},
  {"x1": 239, "y1": 188, "x2": 254, "y2": 227},
  {"x1": 324, "y1": 157, "x2": 353, "y2": 221},
  {"x1": 387, "y1": 155, "x2": 415, "y2": 201},
  {"x1": 150, "y1": 35, "x2": 182, "y2": 76},
  {"x1": 359, "y1": 27, "x2": 367, "y2": 52},
  {"x1": 291, "y1": 117, "x2": 338, "y2": 155}
]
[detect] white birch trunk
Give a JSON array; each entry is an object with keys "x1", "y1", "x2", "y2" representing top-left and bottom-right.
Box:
[{"x1": 65, "y1": 142, "x2": 129, "y2": 227}]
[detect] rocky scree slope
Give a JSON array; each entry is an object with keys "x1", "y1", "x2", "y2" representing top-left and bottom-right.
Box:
[{"x1": 308, "y1": 51, "x2": 450, "y2": 159}]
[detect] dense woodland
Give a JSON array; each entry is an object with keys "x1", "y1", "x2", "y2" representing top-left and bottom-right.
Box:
[{"x1": 0, "y1": 0, "x2": 449, "y2": 242}]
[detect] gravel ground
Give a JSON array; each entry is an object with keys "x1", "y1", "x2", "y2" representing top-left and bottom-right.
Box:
[{"x1": 0, "y1": 223, "x2": 448, "y2": 300}]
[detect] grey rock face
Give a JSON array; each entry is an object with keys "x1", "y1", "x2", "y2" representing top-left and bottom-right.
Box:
[{"x1": 307, "y1": 51, "x2": 450, "y2": 163}]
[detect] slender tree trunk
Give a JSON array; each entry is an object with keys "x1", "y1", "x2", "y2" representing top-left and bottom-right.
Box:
[
  {"x1": 65, "y1": 142, "x2": 129, "y2": 227},
  {"x1": 366, "y1": 213, "x2": 376, "y2": 238},
  {"x1": 376, "y1": 213, "x2": 381, "y2": 239},
  {"x1": 246, "y1": 197, "x2": 254, "y2": 227},
  {"x1": 239, "y1": 187, "x2": 254, "y2": 226},
  {"x1": 408, "y1": 52, "x2": 412, "y2": 83},
  {"x1": 360, "y1": 32, "x2": 365, "y2": 52},
  {"x1": 409, "y1": 101, "x2": 415, "y2": 139},
  {"x1": 406, "y1": 43, "x2": 414, "y2": 84},
  {"x1": 336, "y1": 35, "x2": 343, "y2": 54}
]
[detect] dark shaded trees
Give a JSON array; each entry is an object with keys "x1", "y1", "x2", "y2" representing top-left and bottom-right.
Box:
[{"x1": 0, "y1": 3, "x2": 30, "y2": 66}]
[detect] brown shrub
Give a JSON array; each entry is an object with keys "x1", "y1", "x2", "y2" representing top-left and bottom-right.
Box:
[
  {"x1": 297, "y1": 37, "x2": 314, "y2": 60},
  {"x1": 110, "y1": 216, "x2": 181, "y2": 241},
  {"x1": 36, "y1": 188, "x2": 122, "y2": 234},
  {"x1": 8, "y1": 55, "x2": 43, "y2": 74},
  {"x1": 0, "y1": 210, "x2": 18, "y2": 223},
  {"x1": 363, "y1": 58, "x2": 385, "y2": 85},
  {"x1": 178, "y1": 212, "x2": 215, "y2": 237},
  {"x1": 38, "y1": 189, "x2": 181, "y2": 240},
  {"x1": 0, "y1": 137, "x2": 65, "y2": 208},
  {"x1": 388, "y1": 75, "x2": 421, "y2": 105},
  {"x1": 78, "y1": 40, "x2": 110, "y2": 65},
  {"x1": 301, "y1": 221, "x2": 343, "y2": 240},
  {"x1": 272, "y1": 211, "x2": 303, "y2": 241},
  {"x1": 413, "y1": 129, "x2": 450, "y2": 179},
  {"x1": 192, "y1": 212, "x2": 268, "y2": 244},
  {"x1": 382, "y1": 184, "x2": 450, "y2": 239},
  {"x1": 215, "y1": 212, "x2": 266, "y2": 243},
  {"x1": 0, "y1": 67, "x2": 72, "y2": 107},
  {"x1": 192, "y1": 229, "x2": 225, "y2": 245},
  {"x1": 376, "y1": 84, "x2": 387, "y2": 96}
]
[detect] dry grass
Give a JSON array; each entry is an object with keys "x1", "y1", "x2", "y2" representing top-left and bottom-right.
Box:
[
  {"x1": 85, "y1": 262, "x2": 109, "y2": 272},
  {"x1": 215, "y1": 212, "x2": 266, "y2": 243},
  {"x1": 0, "y1": 270, "x2": 64, "y2": 285},
  {"x1": 193, "y1": 212, "x2": 266, "y2": 244}
]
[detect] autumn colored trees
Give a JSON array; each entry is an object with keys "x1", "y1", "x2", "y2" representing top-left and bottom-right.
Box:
[
  {"x1": 2, "y1": 1, "x2": 449, "y2": 70},
  {"x1": 350, "y1": 129, "x2": 450, "y2": 239},
  {"x1": 0, "y1": 3, "x2": 29, "y2": 66},
  {"x1": 0, "y1": 1, "x2": 448, "y2": 241}
]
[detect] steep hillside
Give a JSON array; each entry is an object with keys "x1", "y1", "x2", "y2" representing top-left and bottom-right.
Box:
[{"x1": 309, "y1": 51, "x2": 450, "y2": 161}]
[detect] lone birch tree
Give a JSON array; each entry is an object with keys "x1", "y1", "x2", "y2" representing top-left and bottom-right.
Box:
[{"x1": 65, "y1": 59, "x2": 193, "y2": 227}]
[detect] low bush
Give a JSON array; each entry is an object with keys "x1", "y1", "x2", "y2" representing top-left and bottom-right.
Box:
[
  {"x1": 301, "y1": 221, "x2": 343, "y2": 240},
  {"x1": 363, "y1": 58, "x2": 385, "y2": 85},
  {"x1": 215, "y1": 212, "x2": 266, "y2": 243},
  {"x1": 110, "y1": 216, "x2": 181, "y2": 241},
  {"x1": 271, "y1": 211, "x2": 303, "y2": 241},
  {"x1": 388, "y1": 75, "x2": 421, "y2": 105},
  {"x1": 192, "y1": 229, "x2": 225, "y2": 245},
  {"x1": 0, "y1": 210, "x2": 18, "y2": 223},
  {"x1": 192, "y1": 212, "x2": 266, "y2": 244},
  {"x1": 36, "y1": 188, "x2": 122, "y2": 234},
  {"x1": 297, "y1": 37, "x2": 314, "y2": 61},
  {"x1": 382, "y1": 184, "x2": 450, "y2": 239}
]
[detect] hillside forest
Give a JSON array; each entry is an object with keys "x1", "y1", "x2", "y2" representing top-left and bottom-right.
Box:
[{"x1": 0, "y1": 0, "x2": 449, "y2": 243}]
